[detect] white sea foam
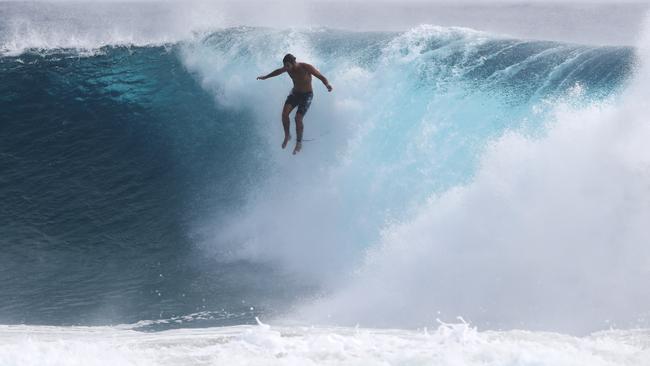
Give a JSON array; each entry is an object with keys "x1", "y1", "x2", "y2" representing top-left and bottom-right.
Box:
[
  {"x1": 295, "y1": 17, "x2": 650, "y2": 333},
  {"x1": 0, "y1": 322, "x2": 648, "y2": 366}
]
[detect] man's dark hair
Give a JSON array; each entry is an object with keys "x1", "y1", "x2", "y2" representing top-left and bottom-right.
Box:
[{"x1": 283, "y1": 53, "x2": 296, "y2": 64}]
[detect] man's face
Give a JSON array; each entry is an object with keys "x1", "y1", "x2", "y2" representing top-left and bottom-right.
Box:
[{"x1": 284, "y1": 61, "x2": 296, "y2": 70}]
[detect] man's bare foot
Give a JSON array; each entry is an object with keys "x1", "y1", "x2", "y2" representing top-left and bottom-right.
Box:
[
  {"x1": 293, "y1": 141, "x2": 302, "y2": 155},
  {"x1": 282, "y1": 134, "x2": 291, "y2": 149}
]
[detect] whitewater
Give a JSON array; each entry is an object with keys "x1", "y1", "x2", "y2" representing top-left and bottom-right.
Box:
[
  {"x1": 1, "y1": 2, "x2": 650, "y2": 364},
  {"x1": 2, "y1": 321, "x2": 649, "y2": 366}
]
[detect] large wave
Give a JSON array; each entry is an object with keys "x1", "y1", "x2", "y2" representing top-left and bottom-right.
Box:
[{"x1": 1, "y1": 3, "x2": 647, "y2": 335}]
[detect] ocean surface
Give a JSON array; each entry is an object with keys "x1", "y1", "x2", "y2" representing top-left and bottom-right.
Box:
[{"x1": 1, "y1": 2, "x2": 650, "y2": 364}]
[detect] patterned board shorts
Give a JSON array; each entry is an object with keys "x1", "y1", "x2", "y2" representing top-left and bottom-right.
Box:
[{"x1": 285, "y1": 89, "x2": 313, "y2": 115}]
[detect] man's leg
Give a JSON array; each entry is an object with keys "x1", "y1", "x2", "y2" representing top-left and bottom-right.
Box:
[
  {"x1": 282, "y1": 103, "x2": 295, "y2": 149},
  {"x1": 293, "y1": 112, "x2": 304, "y2": 155}
]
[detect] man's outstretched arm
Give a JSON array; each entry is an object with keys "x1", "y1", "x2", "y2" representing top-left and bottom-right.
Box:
[
  {"x1": 257, "y1": 67, "x2": 286, "y2": 80},
  {"x1": 304, "y1": 63, "x2": 333, "y2": 92}
]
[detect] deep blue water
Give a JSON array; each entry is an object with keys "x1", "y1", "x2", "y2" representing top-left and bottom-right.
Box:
[{"x1": 0, "y1": 46, "x2": 294, "y2": 327}]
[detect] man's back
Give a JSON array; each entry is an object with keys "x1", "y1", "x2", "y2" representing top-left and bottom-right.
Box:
[{"x1": 287, "y1": 63, "x2": 313, "y2": 93}]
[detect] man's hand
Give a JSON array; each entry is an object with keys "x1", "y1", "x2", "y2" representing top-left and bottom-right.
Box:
[
  {"x1": 257, "y1": 68, "x2": 286, "y2": 81},
  {"x1": 326, "y1": 83, "x2": 333, "y2": 92}
]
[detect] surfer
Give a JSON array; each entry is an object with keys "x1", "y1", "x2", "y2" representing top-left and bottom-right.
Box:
[{"x1": 257, "y1": 54, "x2": 333, "y2": 154}]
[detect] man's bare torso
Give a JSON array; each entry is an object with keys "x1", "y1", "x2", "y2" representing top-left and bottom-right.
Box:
[{"x1": 287, "y1": 63, "x2": 313, "y2": 93}]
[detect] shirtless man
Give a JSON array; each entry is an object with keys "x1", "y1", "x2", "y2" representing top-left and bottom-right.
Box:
[{"x1": 257, "y1": 54, "x2": 333, "y2": 154}]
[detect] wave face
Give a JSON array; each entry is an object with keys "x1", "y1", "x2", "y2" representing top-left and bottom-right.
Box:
[
  {"x1": 0, "y1": 43, "x2": 293, "y2": 326},
  {"x1": 1, "y1": 17, "x2": 648, "y2": 336}
]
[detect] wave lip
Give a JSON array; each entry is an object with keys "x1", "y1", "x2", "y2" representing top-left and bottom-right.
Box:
[{"x1": 0, "y1": 2, "x2": 223, "y2": 56}]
